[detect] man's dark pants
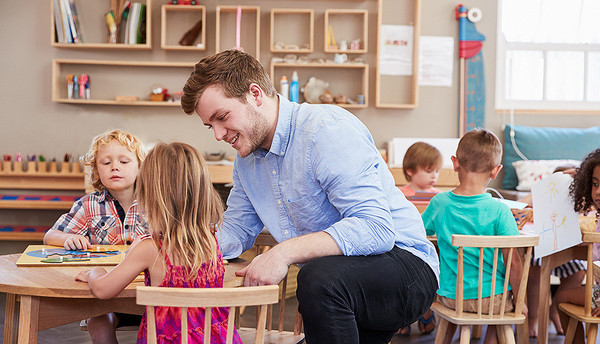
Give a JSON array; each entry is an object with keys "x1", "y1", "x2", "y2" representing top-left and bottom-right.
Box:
[{"x1": 297, "y1": 246, "x2": 438, "y2": 344}]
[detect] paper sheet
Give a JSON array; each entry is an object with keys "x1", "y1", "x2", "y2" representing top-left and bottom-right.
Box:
[
  {"x1": 418, "y1": 36, "x2": 454, "y2": 87},
  {"x1": 379, "y1": 25, "x2": 413, "y2": 76},
  {"x1": 531, "y1": 173, "x2": 582, "y2": 258}
]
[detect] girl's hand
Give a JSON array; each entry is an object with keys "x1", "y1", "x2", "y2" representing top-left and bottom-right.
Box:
[
  {"x1": 75, "y1": 269, "x2": 91, "y2": 282},
  {"x1": 593, "y1": 307, "x2": 600, "y2": 317},
  {"x1": 64, "y1": 235, "x2": 92, "y2": 250}
]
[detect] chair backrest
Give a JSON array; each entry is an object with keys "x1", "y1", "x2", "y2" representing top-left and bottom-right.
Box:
[
  {"x1": 451, "y1": 234, "x2": 539, "y2": 319},
  {"x1": 136, "y1": 285, "x2": 280, "y2": 344},
  {"x1": 582, "y1": 232, "x2": 600, "y2": 317},
  {"x1": 253, "y1": 232, "x2": 303, "y2": 335}
]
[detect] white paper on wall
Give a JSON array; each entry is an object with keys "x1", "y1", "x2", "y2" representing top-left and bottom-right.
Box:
[
  {"x1": 531, "y1": 172, "x2": 582, "y2": 258},
  {"x1": 379, "y1": 25, "x2": 413, "y2": 76}
]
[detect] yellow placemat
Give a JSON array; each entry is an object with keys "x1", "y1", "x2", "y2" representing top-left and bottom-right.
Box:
[{"x1": 16, "y1": 245, "x2": 129, "y2": 267}]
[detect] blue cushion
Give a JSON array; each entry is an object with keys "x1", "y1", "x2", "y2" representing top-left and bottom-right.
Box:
[{"x1": 503, "y1": 124, "x2": 600, "y2": 189}]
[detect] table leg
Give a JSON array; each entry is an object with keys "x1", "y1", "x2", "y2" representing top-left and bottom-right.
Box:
[
  {"x1": 17, "y1": 295, "x2": 39, "y2": 344},
  {"x1": 4, "y1": 293, "x2": 16, "y2": 344},
  {"x1": 537, "y1": 257, "x2": 552, "y2": 344}
]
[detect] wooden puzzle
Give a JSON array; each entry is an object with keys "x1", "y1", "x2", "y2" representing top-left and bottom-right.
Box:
[{"x1": 16, "y1": 245, "x2": 129, "y2": 266}]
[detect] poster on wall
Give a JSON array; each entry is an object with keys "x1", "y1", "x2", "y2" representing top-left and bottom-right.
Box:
[
  {"x1": 378, "y1": 25, "x2": 413, "y2": 76},
  {"x1": 531, "y1": 173, "x2": 582, "y2": 258},
  {"x1": 418, "y1": 36, "x2": 454, "y2": 87}
]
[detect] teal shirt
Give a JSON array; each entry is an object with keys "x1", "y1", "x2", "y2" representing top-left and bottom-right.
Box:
[{"x1": 422, "y1": 191, "x2": 518, "y2": 300}]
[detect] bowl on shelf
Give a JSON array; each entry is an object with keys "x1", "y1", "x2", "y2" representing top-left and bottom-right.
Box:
[{"x1": 204, "y1": 152, "x2": 225, "y2": 161}]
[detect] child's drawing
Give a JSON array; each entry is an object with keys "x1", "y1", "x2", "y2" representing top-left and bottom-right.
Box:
[{"x1": 531, "y1": 173, "x2": 582, "y2": 258}]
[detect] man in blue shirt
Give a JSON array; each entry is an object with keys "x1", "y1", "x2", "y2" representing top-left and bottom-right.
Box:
[{"x1": 181, "y1": 49, "x2": 439, "y2": 344}]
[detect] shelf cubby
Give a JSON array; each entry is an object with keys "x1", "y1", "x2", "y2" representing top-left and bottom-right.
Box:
[
  {"x1": 50, "y1": 0, "x2": 152, "y2": 49},
  {"x1": 52, "y1": 59, "x2": 195, "y2": 107},
  {"x1": 270, "y1": 9, "x2": 314, "y2": 54},
  {"x1": 161, "y1": 4, "x2": 206, "y2": 51},
  {"x1": 324, "y1": 9, "x2": 368, "y2": 54},
  {"x1": 216, "y1": 6, "x2": 261, "y2": 60},
  {"x1": 270, "y1": 62, "x2": 368, "y2": 108}
]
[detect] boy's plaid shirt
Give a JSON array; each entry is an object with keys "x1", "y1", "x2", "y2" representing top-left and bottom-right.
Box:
[{"x1": 50, "y1": 190, "x2": 148, "y2": 245}]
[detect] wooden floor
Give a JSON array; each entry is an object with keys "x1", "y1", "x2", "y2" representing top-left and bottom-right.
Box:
[{"x1": 0, "y1": 292, "x2": 579, "y2": 344}]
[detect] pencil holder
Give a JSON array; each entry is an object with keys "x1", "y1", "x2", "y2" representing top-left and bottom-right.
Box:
[
  {"x1": 38, "y1": 161, "x2": 47, "y2": 173},
  {"x1": 1, "y1": 161, "x2": 10, "y2": 173},
  {"x1": 48, "y1": 161, "x2": 58, "y2": 173},
  {"x1": 61, "y1": 162, "x2": 71, "y2": 174},
  {"x1": 71, "y1": 162, "x2": 82, "y2": 174},
  {"x1": 26, "y1": 161, "x2": 36, "y2": 174},
  {"x1": 14, "y1": 161, "x2": 23, "y2": 173}
]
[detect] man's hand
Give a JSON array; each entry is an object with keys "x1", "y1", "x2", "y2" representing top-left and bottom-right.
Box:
[
  {"x1": 64, "y1": 235, "x2": 92, "y2": 250},
  {"x1": 236, "y1": 247, "x2": 290, "y2": 286}
]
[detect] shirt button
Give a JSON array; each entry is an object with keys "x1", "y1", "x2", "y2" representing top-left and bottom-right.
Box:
[
  {"x1": 100, "y1": 222, "x2": 105, "y2": 226},
  {"x1": 284, "y1": 230, "x2": 289, "y2": 235},
  {"x1": 272, "y1": 170, "x2": 276, "y2": 175},
  {"x1": 280, "y1": 151, "x2": 284, "y2": 154},
  {"x1": 277, "y1": 200, "x2": 282, "y2": 205},
  {"x1": 125, "y1": 225, "x2": 129, "y2": 229}
]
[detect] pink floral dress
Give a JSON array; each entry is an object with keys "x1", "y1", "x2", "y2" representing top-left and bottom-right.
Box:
[{"x1": 137, "y1": 243, "x2": 241, "y2": 344}]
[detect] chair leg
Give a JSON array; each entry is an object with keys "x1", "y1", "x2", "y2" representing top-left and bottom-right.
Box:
[
  {"x1": 502, "y1": 325, "x2": 515, "y2": 344},
  {"x1": 564, "y1": 318, "x2": 578, "y2": 344},
  {"x1": 497, "y1": 325, "x2": 507, "y2": 344},
  {"x1": 434, "y1": 318, "x2": 448, "y2": 344},
  {"x1": 459, "y1": 325, "x2": 471, "y2": 344},
  {"x1": 586, "y1": 322, "x2": 598, "y2": 344},
  {"x1": 472, "y1": 325, "x2": 482, "y2": 339}
]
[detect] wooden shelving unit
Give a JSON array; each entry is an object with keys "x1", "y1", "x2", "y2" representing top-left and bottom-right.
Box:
[
  {"x1": 270, "y1": 9, "x2": 314, "y2": 54},
  {"x1": 270, "y1": 62, "x2": 369, "y2": 108},
  {"x1": 50, "y1": 0, "x2": 152, "y2": 50},
  {"x1": 216, "y1": 6, "x2": 261, "y2": 60},
  {"x1": 324, "y1": 9, "x2": 368, "y2": 54},
  {"x1": 375, "y1": 0, "x2": 421, "y2": 108},
  {"x1": 52, "y1": 59, "x2": 196, "y2": 106},
  {"x1": 161, "y1": 4, "x2": 206, "y2": 51}
]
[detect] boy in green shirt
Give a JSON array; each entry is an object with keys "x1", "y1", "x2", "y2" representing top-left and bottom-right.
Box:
[{"x1": 422, "y1": 129, "x2": 526, "y2": 344}]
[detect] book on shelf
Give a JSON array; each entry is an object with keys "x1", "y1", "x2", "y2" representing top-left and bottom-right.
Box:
[
  {"x1": 125, "y1": 2, "x2": 146, "y2": 45},
  {"x1": 57, "y1": 0, "x2": 72, "y2": 43},
  {"x1": 68, "y1": 0, "x2": 84, "y2": 43},
  {"x1": 53, "y1": 0, "x2": 65, "y2": 43}
]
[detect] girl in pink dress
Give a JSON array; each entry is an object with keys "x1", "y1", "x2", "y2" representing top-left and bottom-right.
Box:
[{"x1": 76, "y1": 142, "x2": 240, "y2": 344}]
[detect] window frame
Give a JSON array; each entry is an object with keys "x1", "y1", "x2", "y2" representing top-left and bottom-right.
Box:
[{"x1": 495, "y1": 0, "x2": 600, "y2": 113}]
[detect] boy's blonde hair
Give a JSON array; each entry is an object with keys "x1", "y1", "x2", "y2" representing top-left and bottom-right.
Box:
[
  {"x1": 456, "y1": 129, "x2": 502, "y2": 173},
  {"x1": 136, "y1": 142, "x2": 224, "y2": 280},
  {"x1": 403, "y1": 142, "x2": 443, "y2": 181},
  {"x1": 82, "y1": 129, "x2": 146, "y2": 192}
]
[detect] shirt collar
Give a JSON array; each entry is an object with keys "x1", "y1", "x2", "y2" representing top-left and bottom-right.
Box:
[{"x1": 264, "y1": 96, "x2": 293, "y2": 157}]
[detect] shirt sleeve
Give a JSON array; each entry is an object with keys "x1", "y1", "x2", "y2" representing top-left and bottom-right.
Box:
[
  {"x1": 311, "y1": 119, "x2": 396, "y2": 256},
  {"x1": 217, "y1": 164, "x2": 266, "y2": 260},
  {"x1": 496, "y1": 204, "x2": 520, "y2": 236},
  {"x1": 421, "y1": 197, "x2": 438, "y2": 236},
  {"x1": 49, "y1": 198, "x2": 89, "y2": 236}
]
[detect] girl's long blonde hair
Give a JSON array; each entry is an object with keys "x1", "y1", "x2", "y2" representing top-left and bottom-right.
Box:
[{"x1": 136, "y1": 142, "x2": 224, "y2": 279}]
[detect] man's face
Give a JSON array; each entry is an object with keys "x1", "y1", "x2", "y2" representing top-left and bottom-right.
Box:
[{"x1": 196, "y1": 85, "x2": 270, "y2": 158}]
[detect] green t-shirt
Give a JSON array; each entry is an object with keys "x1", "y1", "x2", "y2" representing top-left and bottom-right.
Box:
[{"x1": 422, "y1": 191, "x2": 519, "y2": 300}]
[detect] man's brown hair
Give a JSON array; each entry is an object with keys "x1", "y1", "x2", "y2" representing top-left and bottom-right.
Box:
[
  {"x1": 181, "y1": 49, "x2": 277, "y2": 115},
  {"x1": 456, "y1": 129, "x2": 502, "y2": 173},
  {"x1": 402, "y1": 142, "x2": 443, "y2": 181}
]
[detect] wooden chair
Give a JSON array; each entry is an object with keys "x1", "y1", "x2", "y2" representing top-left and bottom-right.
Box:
[
  {"x1": 431, "y1": 234, "x2": 538, "y2": 344},
  {"x1": 243, "y1": 232, "x2": 304, "y2": 343},
  {"x1": 136, "y1": 285, "x2": 280, "y2": 344},
  {"x1": 558, "y1": 231, "x2": 600, "y2": 344}
]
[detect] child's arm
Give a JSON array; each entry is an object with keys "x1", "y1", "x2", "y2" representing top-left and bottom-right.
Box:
[
  {"x1": 75, "y1": 237, "x2": 157, "y2": 299},
  {"x1": 502, "y1": 248, "x2": 528, "y2": 317},
  {"x1": 43, "y1": 229, "x2": 91, "y2": 250}
]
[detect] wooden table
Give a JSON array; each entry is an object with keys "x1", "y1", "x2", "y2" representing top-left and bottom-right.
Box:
[
  {"x1": 536, "y1": 244, "x2": 587, "y2": 344},
  {"x1": 0, "y1": 253, "x2": 246, "y2": 344}
]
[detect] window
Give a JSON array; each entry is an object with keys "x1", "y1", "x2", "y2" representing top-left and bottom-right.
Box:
[{"x1": 496, "y1": 0, "x2": 600, "y2": 112}]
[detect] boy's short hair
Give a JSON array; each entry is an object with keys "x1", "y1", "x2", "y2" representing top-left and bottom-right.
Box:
[
  {"x1": 402, "y1": 142, "x2": 443, "y2": 181},
  {"x1": 456, "y1": 129, "x2": 502, "y2": 173},
  {"x1": 82, "y1": 129, "x2": 146, "y2": 192}
]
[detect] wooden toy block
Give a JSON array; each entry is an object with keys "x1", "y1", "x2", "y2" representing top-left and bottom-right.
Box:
[
  {"x1": 48, "y1": 161, "x2": 58, "y2": 173},
  {"x1": 26, "y1": 162, "x2": 36, "y2": 174}
]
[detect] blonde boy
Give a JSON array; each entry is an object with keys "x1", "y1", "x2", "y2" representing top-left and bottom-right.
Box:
[
  {"x1": 421, "y1": 129, "x2": 525, "y2": 344},
  {"x1": 44, "y1": 129, "x2": 147, "y2": 344},
  {"x1": 400, "y1": 142, "x2": 443, "y2": 198}
]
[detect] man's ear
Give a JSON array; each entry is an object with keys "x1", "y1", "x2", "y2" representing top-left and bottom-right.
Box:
[
  {"x1": 451, "y1": 156, "x2": 460, "y2": 172},
  {"x1": 248, "y1": 83, "x2": 263, "y2": 106},
  {"x1": 490, "y1": 164, "x2": 503, "y2": 180}
]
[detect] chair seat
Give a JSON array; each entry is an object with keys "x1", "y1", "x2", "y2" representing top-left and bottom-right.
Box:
[
  {"x1": 558, "y1": 303, "x2": 600, "y2": 323},
  {"x1": 431, "y1": 302, "x2": 526, "y2": 326},
  {"x1": 238, "y1": 328, "x2": 305, "y2": 344}
]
